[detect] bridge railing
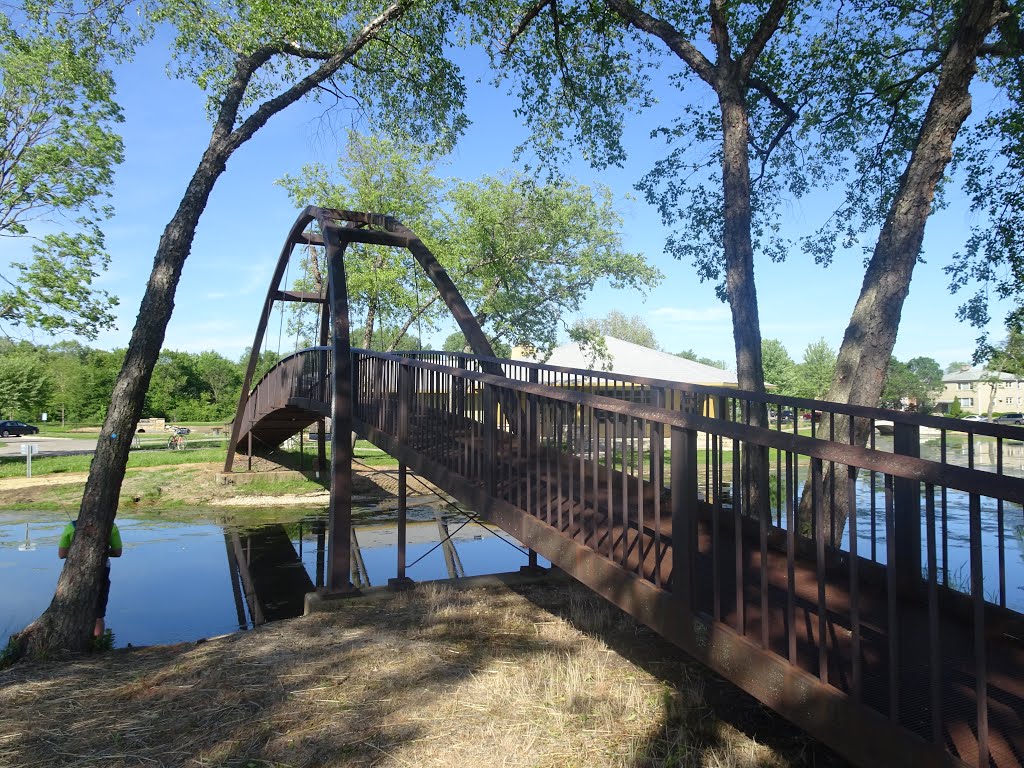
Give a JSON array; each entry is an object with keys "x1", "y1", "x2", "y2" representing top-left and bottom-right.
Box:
[
  {"x1": 397, "y1": 349, "x2": 1024, "y2": 607},
  {"x1": 356, "y1": 348, "x2": 1022, "y2": 766},
  {"x1": 239, "y1": 346, "x2": 332, "y2": 432}
]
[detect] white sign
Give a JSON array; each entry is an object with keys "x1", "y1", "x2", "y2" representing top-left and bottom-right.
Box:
[{"x1": 41, "y1": 412, "x2": 47, "y2": 421}]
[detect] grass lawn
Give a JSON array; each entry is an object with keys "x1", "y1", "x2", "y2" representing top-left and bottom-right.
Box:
[{"x1": 0, "y1": 439, "x2": 397, "y2": 481}]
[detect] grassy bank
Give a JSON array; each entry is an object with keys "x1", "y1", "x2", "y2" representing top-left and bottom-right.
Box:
[
  {"x1": 0, "y1": 440, "x2": 397, "y2": 479},
  {"x1": 0, "y1": 581, "x2": 845, "y2": 768},
  {"x1": 0, "y1": 446, "x2": 406, "y2": 516}
]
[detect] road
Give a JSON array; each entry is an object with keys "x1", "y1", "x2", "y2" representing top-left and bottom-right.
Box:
[{"x1": 0, "y1": 435, "x2": 98, "y2": 458}]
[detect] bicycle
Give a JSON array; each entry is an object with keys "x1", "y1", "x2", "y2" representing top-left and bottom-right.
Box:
[{"x1": 167, "y1": 433, "x2": 187, "y2": 450}]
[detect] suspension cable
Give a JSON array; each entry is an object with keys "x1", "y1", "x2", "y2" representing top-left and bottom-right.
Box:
[{"x1": 351, "y1": 457, "x2": 529, "y2": 558}]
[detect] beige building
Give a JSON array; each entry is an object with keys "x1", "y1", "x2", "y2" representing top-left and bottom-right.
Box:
[{"x1": 938, "y1": 366, "x2": 1024, "y2": 416}]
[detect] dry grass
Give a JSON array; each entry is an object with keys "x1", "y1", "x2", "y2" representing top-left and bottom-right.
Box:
[{"x1": 0, "y1": 582, "x2": 844, "y2": 768}]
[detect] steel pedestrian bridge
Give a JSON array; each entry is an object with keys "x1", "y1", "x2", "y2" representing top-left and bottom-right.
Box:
[{"x1": 225, "y1": 208, "x2": 1023, "y2": 768}]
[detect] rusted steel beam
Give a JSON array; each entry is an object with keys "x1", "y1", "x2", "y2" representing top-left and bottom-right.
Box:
[
  {"x1": 225, "y1": 210, "x2": 320, "y2": 472},
  {"x1": 295, "y1": 230, "x2": 325, "y2": 246},
  {"x1": 324, "y1": 223, "x2": 354, "y2": 594},
  {"x1": 273, "y1": 289, "x2": 325, "y2": 303},
  {"x1": 330, "y1": 226, "x2": 415, "y2": 248}
]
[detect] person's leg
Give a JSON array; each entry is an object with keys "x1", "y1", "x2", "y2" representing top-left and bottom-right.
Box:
[{"x1": 95, "y1": 565, "x2": 111, "y2": 638}]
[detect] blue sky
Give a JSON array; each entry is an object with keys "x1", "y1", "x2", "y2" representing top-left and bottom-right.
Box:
[{"x1": 2, "y1": 33, "x2": 1011, "y2": 369}]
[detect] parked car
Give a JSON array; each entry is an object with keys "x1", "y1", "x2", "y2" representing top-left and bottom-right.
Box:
[
  {"x1": 0, "y1": 420, "x2": 39, "y2": 437},
  {"x1": 993, "y1": 413, "x2": 1024, "y2": 425},
  {"x1": 961, "y1": 415, "x2": 988, "y2": 422}
]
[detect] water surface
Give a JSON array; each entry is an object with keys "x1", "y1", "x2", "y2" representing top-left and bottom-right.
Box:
[{"x1": 0, "y1": 500, "x2": 540, "y2": 648}]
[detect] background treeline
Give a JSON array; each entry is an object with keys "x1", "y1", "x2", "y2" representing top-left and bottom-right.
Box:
[{"x1": 0, "y1": 340, "x2": 283, "y2": 425}]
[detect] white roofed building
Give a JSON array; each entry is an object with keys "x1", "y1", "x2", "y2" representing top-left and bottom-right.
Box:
[{"x1": 521, "y1": 335, "x2": 739, "y2": 388}]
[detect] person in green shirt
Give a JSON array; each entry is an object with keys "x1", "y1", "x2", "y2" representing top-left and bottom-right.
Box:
[{"x1": 58, "y1": 520, "x2": 122, "y2": 638}]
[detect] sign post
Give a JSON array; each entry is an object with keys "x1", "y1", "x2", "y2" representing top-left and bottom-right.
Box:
[{"x1": 20, "y1": 443, "x2": 38, "y2": 478}]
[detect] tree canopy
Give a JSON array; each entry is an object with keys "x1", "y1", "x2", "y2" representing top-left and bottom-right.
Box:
[
  {"x1": 279, "y1": 134, "x2": 662, "y2": 356},
  {"x1": 0, "y1": 5, "x2": 129, "y2": 337},
  {"x1": 571, "y1": 311, "x2": 661, "y2": 350}
]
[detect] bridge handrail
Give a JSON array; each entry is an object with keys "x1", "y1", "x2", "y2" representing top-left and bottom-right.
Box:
[
  {"x1": 394, "y1": 350, "x2": 1022, "y2": 440},
  {"x1": 356, "y1": 349, "x2": 1024, "y2": 505},
  {"x1": 246, "y1": 346, "x2": 333, "y2": 394}
]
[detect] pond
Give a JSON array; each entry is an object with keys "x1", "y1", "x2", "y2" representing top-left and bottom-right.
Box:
[{"x1": 0, "y1": 498, "x2": 544, "y2": 649}]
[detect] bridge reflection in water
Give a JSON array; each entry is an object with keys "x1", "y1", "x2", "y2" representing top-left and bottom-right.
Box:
[
  {"x1": 224, "y1": 516, "x2": 516, "y2": 629},
  {"x1": 225, "y1": 209, "x2": 1023, "y2": 768}
]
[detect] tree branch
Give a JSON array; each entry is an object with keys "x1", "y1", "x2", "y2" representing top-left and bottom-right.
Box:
[
  {"x1": 739, "y1": 0, "x2": 789, "y2": 81},
  {"x1": 501, "y1": 0, "x2": 552, "y2": 56},
  {"x1": 605, "y1": 0, "x2": 716, "y2": 85},
  {"x1": 224, "y1": 1, "x2": 410, "y2": 155},
  {"x1": 709, "y1": 0, "x2": 732, "y2": 63}
]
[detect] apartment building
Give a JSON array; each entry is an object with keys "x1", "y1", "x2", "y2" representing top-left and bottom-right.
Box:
[{"x1": 938, "y1": 366, "x2": 1024, "y2": 415}]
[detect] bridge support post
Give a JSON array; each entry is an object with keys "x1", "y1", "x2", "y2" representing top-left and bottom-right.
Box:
[
  {"x1": 325, "y1": 238, "x2": 354, "y2": 594},
  {"x1": 483, "y1": 384, "x2": 497, "y2": 496},
  {"x1": 892, "y1": 422, "x2": 922, "y2": 596},
  {"x1": 890, "y1": 421, "x2": 922, "y2": 727},
  {"x1": 671, "y1": 425, "x2": 698, "y2": 636},
  {"x1": 389, "y1": 367, "x2": 415, "y2": 591}
]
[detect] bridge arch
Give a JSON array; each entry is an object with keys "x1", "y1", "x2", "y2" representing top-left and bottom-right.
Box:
[{"x1": 226, "y1": 207, "x2": 501, "y2": 589}]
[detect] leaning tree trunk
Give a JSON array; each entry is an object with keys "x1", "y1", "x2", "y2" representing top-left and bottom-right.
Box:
[
  {"x1": 7, "y1": 3, "x2": 409, "y2": 659},
  {"x1": 11, "y1": 145, "x2": 232, "y2": 656},
  {"x1": 801, "y1": 0, "x2": 1003, "y2": 545}
]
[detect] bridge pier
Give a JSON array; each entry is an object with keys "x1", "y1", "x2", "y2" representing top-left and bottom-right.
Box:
[{"x1": 388, "y1": 463, "x2": 415, "y2": 591}]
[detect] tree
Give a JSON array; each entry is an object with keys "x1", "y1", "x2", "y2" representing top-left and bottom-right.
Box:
[
  {"x1": 0, "y1": 352, "x2": 51, "y2": 418},
  {"x1": 12, "y1": 0, "x2": 472, "y2": 658},
  {"x1": 906, "y1": 356, "x2": 944, "y2": 411},
  {"x1": 761, "y1": 338, "x2": 795, "y2": 393},
  {"x1": 676, "y1": 348, "x2": 729, "y2": 370},
  {"x1": 281, "y1": 141, "x2": 661, "y2": 356},
  {"x1": 572, "y1": 310, "x2": 660, "y2": 349},
  {"x1": 446, "y1": 173, "x2": 660, "y2": 354},
  {"x1": 489, "y1": 0, "x2": 796, "y2": 397},
  {"x1": 943, "y1": 10, "x2": 1024, "y2": 337},
  {"x1": 194, "y1": 351, "x2": 243, "y2": 415},
  {"x1": 790, "y1": 0, "x2": 1005, "y2": 544},
  {"x1": 818, "y1": 0, "x2": 1004, "y2": 421},
  {"x1": 442, "y1": 330, "x2": 511, "y2": 358},
  {"x1": 352, "y1": 325, "x2": 421, "y2": 352},
  {"x1": 947, "y1": 361, "x2": 971, "y2": 373},
  {"x1": 277, "y1": 130, "x2": 447, "y2": 350},
  {"x1": 0, "y1": 6, "x2": 128, "y2": 337},
  {"x1": 790, "y1": 338, "x2": 836, "y2": 400},
  {"x1": 879, "y1": 358, "x2": 918, "y2": 409}
]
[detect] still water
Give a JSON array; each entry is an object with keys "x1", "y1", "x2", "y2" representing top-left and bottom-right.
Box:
[
  {"x1": 0, "y1": 499, "x2": 542, "y2": 649},
  {"x1": 839, "y1": 435, "x2": 1024, "y2": 611}
]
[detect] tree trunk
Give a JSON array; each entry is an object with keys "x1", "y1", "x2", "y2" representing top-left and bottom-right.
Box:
[
  {"x1": 362, "y1": 303, "x2": 376, "y2": 350},
  {"x1": 718, "y1": 76, "x2": 766, "y2": 398},
  {"x1": 11, "y1": 140, "x2": 231, "y2": 657},
  {"x1": 717, "y1": 73, "x2": 771, "y2": 521},
  {"x1": 8, "y1": 2, "x2": 409, "y2": 659},
  {"x1": 802, "y1": 0, "x2": 1002, "y2": 545}
]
